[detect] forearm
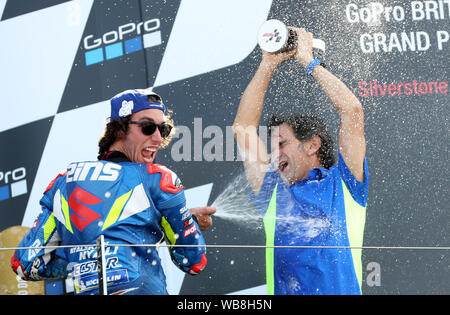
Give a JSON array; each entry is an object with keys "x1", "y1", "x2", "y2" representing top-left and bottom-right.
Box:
[
  {"x1": 311, "y1": 65, "x2": 363, "y2": 116},
  {"x1": 233, "y1": 61, "x2": 277, "y2": 129},
  {"x1": 293, "y1": 27, "x2": 362, "y2": 117},
  {"x1": 12, "y1": 208, "x2": 67, "y2": 281}
]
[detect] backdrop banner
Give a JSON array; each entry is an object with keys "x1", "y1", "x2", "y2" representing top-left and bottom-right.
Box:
[{"x1": 0, "y1": 0, "x2": 448, "y2": 295}]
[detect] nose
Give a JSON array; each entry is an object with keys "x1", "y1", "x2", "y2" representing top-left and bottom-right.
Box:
[{"x1": 150, "y1": 127, "x2": 162, "y2": 144}]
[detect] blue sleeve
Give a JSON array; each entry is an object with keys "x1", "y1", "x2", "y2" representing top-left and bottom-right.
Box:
[
  {"x1": 159, "y1": 200, "x2": 207, "y2": 275},
  {"x1": 249, "y1": 170, "x2": 281, "y2": 216},
  {"x1": 338, "y1": 153, "x2": 369, "y2": 207},
  {"x1": 11, "y1": 198, "x2": 69, "y2": 281},
  {"x1": 147, "y1": 164, "x2": 207, "y2": 275}
]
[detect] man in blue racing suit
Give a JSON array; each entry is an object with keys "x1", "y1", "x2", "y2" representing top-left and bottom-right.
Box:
[{"x1": 11, "y1": 89, "x2": 214, "y2": 295}]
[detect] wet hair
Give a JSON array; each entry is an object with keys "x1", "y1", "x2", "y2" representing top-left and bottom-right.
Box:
[
  {"x1": 268, "y1": 113, "x2": 336, "y2": 169},
  {"x1": 97, "y1": 95, "x2": 174, "y2": 160}
]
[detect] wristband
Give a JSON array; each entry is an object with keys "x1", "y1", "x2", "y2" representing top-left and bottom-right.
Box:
[{"x1": 306, "y1": 58, "x2": 321, "y2": 76}]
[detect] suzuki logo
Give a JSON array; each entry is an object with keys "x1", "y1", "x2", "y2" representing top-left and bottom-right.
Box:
[{"x1": 68, "y1": 187, "x2": 102, "y2": 231}]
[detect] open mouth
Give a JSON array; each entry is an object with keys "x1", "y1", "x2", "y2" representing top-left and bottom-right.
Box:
[
  {"x1": 279, "y1": 160, "x2": 288, "y2": 172},
  {"x1": 142, "y1": 147, "x2": 158, "y2": 163}
]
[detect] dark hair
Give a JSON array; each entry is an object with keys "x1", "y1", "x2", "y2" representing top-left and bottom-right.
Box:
[
  {"x1": 268, "y1": 114, "x2": 336, "y2": 169},
  {"x1": 97, "y1": 95, "x2": 174, "y2": 159}
]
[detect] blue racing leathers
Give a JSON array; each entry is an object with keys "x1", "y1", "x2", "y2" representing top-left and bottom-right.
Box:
[{"x1": 11, "y1": 153, "x2": 207, "y2": 295}]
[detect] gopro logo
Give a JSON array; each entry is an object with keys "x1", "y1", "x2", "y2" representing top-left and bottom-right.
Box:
[
  {"x1": 83, "y1": 18, "x2": 162, "y2": 66},
  {"x1": 0, "y1": 167, "x2": 27, "y2": 202}
]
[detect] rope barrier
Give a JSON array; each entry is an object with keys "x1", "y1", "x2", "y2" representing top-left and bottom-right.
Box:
[
  {"x1": 2, "y1": 243, "x2": 450, "y2": 251},
  {"x1": 3, "y1": 240, "x2": 447, "y2": 295}
]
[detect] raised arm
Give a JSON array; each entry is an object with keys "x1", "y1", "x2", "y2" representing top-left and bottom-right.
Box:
[
  {"x1": 294, "y1": 28, "x2": 366, "y2": 182},
  {"x1": 233, "y1": 49, "x2": 296, "y2": 194}
]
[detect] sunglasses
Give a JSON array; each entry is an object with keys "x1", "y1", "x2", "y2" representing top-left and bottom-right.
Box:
[{"x1": 129, "y1": 121, "x2": 172, "y2": 138}]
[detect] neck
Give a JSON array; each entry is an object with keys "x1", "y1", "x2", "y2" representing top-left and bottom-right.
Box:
[
  {"x1": 293, "y1": 157, "x2": 323, "y2": 184},
  {"x1": 310, "y1": 159, "x2": 323, "y2": 170},
  {"x1": 108, "y1": 140, "x2": 123, "y2": 153},
  {"x1": 105, "y1": 142, "x2": 129, "y2": 161},
  {"x1": 100, "y1": 150, "x2": 131, "y2": 162}
]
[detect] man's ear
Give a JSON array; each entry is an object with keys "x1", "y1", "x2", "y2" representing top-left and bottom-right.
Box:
[
  {"x1": 305, "y1": 135, "x2": 322, "y2": 156},
  {"x1": 117, "y1": 125, "x2": 128, "y2": 140}
]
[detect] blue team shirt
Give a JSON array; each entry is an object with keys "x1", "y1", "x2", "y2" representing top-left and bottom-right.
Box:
[{"x1": 251, "y1": 153, "x2": 369, "y2": 295}]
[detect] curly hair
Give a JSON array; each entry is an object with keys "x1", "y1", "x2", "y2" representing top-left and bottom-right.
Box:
[
  {"x1": 268, "y1": 113, "x2": 336, "y2": 169},
  {"x1": 98, "y1": 96, "x2": 175, "y2": 160}
]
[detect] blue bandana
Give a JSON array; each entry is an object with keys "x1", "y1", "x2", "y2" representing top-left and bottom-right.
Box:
[{"x1": 110, "y1": 89, "x2": 166, "y2": 120}]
